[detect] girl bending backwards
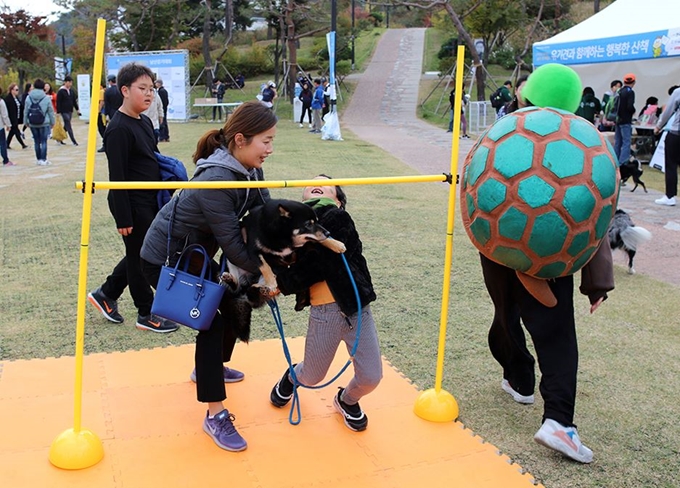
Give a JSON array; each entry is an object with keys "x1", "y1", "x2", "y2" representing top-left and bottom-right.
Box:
[{"x1": 270, "y1": 175, "x2": 382, "y2": 432}]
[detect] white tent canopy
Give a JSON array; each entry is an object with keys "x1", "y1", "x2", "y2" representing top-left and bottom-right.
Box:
[{"x1": 533, "y1": 0, "x2": 680, "y2": 109}]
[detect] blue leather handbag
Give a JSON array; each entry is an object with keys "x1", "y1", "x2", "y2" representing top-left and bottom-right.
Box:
[{"x1": 151, "y1": 244, "x2": 225, "y2": 331}]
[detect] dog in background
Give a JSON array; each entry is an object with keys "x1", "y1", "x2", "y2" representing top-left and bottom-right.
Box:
[
  {"x1": 619, "y1": 157, "x2": 647, "y2": 193},
  {"x1": 219, "y1": 199, "x2": 345, "y2": 341},
  {"x1": 608, "y1": 209, "x2": 652, "y2": 274}
]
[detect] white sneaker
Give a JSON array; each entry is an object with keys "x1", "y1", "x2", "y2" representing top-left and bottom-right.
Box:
[
  {"x1": 501, "y1": 379, "x2": 534, "y2": 404},
  {"x1": 36, "y1": 160, "x2": 45, "y2": 166},
  {"x1": 43, "y1": 160, "x2": 52, "y2": 166},
  {"x1": 654, "y1": 195, "x2": 676, "y2": 206},
  {"x1": 534, "y1": 418, "x2": 593, "y2": 463},
  {"x1": 308, "y1": 123, "x2": 313, "y2": 128},
  {"x1": 299, "y1": 123, "x2": 303, "y2": 128},
  {"x1": 208, "y1": 119, "x2": 215, "y2": 123}
]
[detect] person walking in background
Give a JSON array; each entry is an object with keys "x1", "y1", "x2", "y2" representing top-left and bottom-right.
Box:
[
  {"x1": 44, "y1": 83, "x2": 58, "y2": 115},
  {"x1": 21, "y1": 82, "x2": 31, "y2": 134},
  {"x1": 492, "y1": 80, "x2": 513, "y2": 116},
  {"x1": 575, "y1": 87, "x2": 602, "y2": 124},
  {"x1": 24, "y1": 79, "x2": 55, "y2": 166},
  {"x1": 4, "y1": 83, "x2": 27, "y2": 150},
  {"x1": 97, "y1": 83, "x2": 106, "y2": 152},
  {"x1": 298, "y1": 81, "x2": 313, "y2": 128},
  {"x1": 102, "y1": 74, "x2": 123, "y2": 152},
  {"x1": 259, "y1": 80, "x2": 277, "y2": 110},
  {"x1": 0, "y1": 88, "x2": 14, "y2": 166},
  {"x1": 310, "y1": 78, "x2": 324, "y2": 134},
  {"x1": 56, "y1": 75, "x2": 80, "y2": 146},
  {"x1": 211, "y1": 78, "x2": 226, "y2": 122},
  {"x1": 43, "y1": 82, "x2": 59, "y2": 143},
  {"x1": 497, "y1": 75, "x2": 529, "y2": 119},
  {"x1": 447, "y1": 89, "x2": 469, "y2": 138},
  {"x1": 87, "y1": 62, "x2": 178, "y2": 334},
  {"x1": 614, "y1": 73, "x2": 636, "y2": 166},
  {"x1": 599, "y1": 79, "x2": 622, "y2": 132},
  {"x1": 155, "y1": 78, "x2": 170, "y2": 142},
  {"x1": 270, "y1": 175, "x2": 382, "y2": 432},
  {"x1": 141, "y1": 86, "x2": 163, "y2": 143},
  {"x1": 321, "y1": 78, "x2": 331, "y2": 121},
  {"x1": 653, "y1": 84, "x2": 680, "y2": 206},
  {"x1": 140, "y1": 102, "x2": 277, "y2": 452}
]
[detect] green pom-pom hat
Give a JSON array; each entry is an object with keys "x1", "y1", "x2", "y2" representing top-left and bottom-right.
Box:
[{"x1": 521, "y1": 64, "x2": 583, "y2": 113}]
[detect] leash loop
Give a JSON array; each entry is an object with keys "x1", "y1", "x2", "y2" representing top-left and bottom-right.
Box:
[{"x1": 269, "y1": 252, "x2": 362, "y2": 425}]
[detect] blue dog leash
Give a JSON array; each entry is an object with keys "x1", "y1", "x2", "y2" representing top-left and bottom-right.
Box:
[{"x1": 268, "y1": 252, "x2": 362, "y2": 425}]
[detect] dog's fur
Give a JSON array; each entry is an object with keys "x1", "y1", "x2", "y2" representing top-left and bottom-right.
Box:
[
  {"x1": 219, "y1": 199, "x2": 345, "y2": 341},
  {"x1": 619, "y1": 158, "x2": 647, "y2": 193},
  {"x1": 608, "y1": 209, "x2": 652, "y2": 275}
]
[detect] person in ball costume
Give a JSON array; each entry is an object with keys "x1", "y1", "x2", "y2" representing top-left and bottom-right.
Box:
[{"x1": 475, "y1": 64, "x2": 615, "y2": 463}]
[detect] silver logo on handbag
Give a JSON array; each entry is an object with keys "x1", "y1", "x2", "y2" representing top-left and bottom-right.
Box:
[{"x1": 190, "y1": 308, "x2": 201, "y2": 319}]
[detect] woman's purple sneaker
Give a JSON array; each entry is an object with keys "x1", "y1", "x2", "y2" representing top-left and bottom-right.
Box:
[
  {"x1": 190, "y1": 366, "x2": 245, "y2": 383},
  {"x1": 203, "y1": 410, "x2": 247, "y2": 451}
]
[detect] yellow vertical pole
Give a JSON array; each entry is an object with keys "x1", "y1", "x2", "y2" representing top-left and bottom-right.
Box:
[
  {"x1": 413, "y1": 45, "x2": 466, "y2": 422},
  {"x1": 49, "y1": 18, "x2": 107, "y2": 470}
]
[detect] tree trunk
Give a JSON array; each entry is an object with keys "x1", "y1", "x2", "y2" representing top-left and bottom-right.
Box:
[
  {"x1": 202, "y1": 0, "x2": 214, "y2": 89},
  {"x1": 443, "y1": 2, "x2": 485, "y2": 101},
  {"x1": 594, "y1": 0, "x2": 601, "y2": 13},
  {"x1": 286, "y1": 0, "x2": 297, "y2": 102}
]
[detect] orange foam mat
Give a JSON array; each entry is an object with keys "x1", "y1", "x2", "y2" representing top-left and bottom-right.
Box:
[{"x1": 0, "y1": 338, "x2": 543, "y2": 488}]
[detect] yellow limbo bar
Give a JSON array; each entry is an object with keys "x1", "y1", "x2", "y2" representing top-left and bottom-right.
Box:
[{"x1": 76, "y1": 174, "x2": 451, "y2": 191}]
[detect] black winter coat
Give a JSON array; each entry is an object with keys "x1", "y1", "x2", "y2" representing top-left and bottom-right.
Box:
[{"x1": 275, "y1": 204, "x2": 376, "y2": 316}]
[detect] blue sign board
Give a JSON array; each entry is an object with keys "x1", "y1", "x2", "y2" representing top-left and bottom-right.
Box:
[
  {"x1": 106, "y1": 51, "x2": 189, "y2": 120},
  {"x1": 534, "y1": 28, "x2": 680, "y2": 66}
]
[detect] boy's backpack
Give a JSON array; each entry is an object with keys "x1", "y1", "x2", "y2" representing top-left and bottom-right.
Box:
[
  {"x1": 449, "y1": 89, "x2": 455, "y2": 108},
  {"x1": 605, "y1": 93, "x2": 619, "y2": 122},
  {"x1": 490, "y1": 87, "x2": 504, "y2": 109},
  {"x1": 155, "y1": 152, "x2": 189, "y2": 208},
  {"x1": 27, "y1": 99, "x2": 46, "y2": 125}
]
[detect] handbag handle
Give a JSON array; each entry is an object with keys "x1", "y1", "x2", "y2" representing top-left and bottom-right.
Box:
[
  {"x1": 164, "y1": 192, "x2": 226, "y2": 280},
  {"x1": 165, "y1": 196, "x2": 180, "y2": 265},
  {"x1": 165, "y1": 244, "x2": 212, "y2": 300}
]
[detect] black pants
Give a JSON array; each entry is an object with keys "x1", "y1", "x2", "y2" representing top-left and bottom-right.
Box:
[
  {"x1": 664, "y1": 132, "x2": 680, "y2": 198},
  {"x1": 212, "y1": 99, "x2": 223, "y2": 120},
  {"x1": 6, "y1": 122, "x2": 26, "y2": 148},
  {"x1": 480, "y1": 254, "x2": 578, "y2": 427},
  {"x1": 61, "y1": 112, "x2": 77, "y2": 144},
  {"x1": 299, "y1": 104, "x2": 312, "y2": 124},
  {"x1": 100, "y1": 204, "x2": 156, "y2": 317},
  {"x1": 141, "y1": 258, "x2": 237, "y2": 403},
  {"x1": 159, "y1": 110, "x2": 169, "y2": 141},
  {"x1": 97, "y1": 113, "x2": 106, "y2": 141}
]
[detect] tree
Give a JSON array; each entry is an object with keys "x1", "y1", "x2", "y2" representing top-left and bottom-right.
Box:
[{"x1": 0, "y1": 9, "x2": 56, "y2": 90}]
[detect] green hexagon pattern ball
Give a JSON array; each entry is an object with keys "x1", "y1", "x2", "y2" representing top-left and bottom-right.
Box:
[{"x1": 460, "y1": 106, "x2": 620, "y2": 279}]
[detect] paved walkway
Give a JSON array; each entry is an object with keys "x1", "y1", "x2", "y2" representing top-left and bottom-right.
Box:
[{"x1": 342, "y1": 28, "x2": 680, "y2": 287}]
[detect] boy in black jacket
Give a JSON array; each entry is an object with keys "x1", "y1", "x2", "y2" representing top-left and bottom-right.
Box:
[
  {"x1": 270, "y1": 175, "x2": 382, "y2": 432},
  {"x1": 88, "y1": 62, "x2": 177, "y2": 333}
]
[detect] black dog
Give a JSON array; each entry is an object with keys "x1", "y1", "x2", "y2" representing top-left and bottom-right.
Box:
[
  {"x1": 619, "y1": 158, "x2": 647, "y2": 193},
  {"x1": 608, "y1": 209, "x2": 652, "y2": 275},
  {"x1": 219, "y1": 199, "x2": 345, "y2": 341}
]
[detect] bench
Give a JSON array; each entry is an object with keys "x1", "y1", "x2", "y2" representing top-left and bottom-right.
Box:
[{"x1": 192, "y1": 98, "x2": 243, "y2": 121}]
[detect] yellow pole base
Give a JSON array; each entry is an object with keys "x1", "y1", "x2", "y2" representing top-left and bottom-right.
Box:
[
  {"x1": 413, "y1": 388, "x2": 459, "y2": 422},
  {"x1": 49, "y1": 428, "x2": 104, "y2": 470}
]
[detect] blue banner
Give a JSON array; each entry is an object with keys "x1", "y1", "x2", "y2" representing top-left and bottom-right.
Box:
[
  {"x1": 534, "y1": 28, "x2": 680, "y2": 66},
  {"x1": 326, "y1": 31, "x2": 336, "y2": 90}
]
